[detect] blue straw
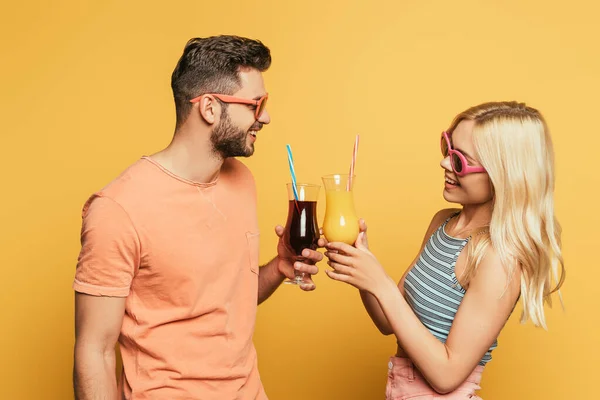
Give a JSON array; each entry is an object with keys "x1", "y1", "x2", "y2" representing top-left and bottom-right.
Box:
[{"x1": 286, "y1": 144, "x2": 299, "y2": 201}]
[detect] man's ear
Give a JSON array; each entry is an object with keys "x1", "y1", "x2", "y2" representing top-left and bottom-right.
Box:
[{"x1": 196, "y1": 95, "x2": 218, "y2": 125}]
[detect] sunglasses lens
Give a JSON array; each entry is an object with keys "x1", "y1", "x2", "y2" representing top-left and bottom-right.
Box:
[
  {"x1": 441, "y1": 135, "x2": 449, "y2": 156},
  {"x1": 452, "y1": 153, "x2": 463, "y2": 173},
  {"x1": 256, "y1": 97, "x2": 267, "y2": 118}
]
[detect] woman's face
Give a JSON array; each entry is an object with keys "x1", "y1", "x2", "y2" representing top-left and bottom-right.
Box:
[{"x1": 440, "y1": 119, "x2": 493, "y2": 206}]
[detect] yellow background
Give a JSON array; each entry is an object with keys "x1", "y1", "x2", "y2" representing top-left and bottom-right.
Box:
[{"x1": 1, "y1": 1, "x2": 598, "y2": 398}]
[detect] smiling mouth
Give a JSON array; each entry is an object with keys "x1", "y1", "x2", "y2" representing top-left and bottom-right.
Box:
[{"x1": 445, "y1": 176, "x2": 459, "y2": 186}]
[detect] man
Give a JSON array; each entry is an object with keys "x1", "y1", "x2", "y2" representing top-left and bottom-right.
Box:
[{"x1": 73, "y1": 35, "x2": 322, "y2": 400}]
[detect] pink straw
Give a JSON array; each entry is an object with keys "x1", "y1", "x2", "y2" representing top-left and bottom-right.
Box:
[{"x1": 348, "y1": 134, "x2": 359, "y2": 190}]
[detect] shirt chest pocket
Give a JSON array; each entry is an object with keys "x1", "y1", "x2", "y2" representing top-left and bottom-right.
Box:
[{"x1": 245, "y1": 232, "x2": 260, "y2": 274}]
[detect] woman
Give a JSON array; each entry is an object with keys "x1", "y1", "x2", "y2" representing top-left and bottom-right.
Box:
[{"x1": 323, "y1": 102, "x2": 565, "y2": 399}]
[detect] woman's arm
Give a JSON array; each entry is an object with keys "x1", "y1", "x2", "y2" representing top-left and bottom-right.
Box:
[
  {"x1": 326, "y1": 235, "x2": 520, "y2": 393},
  {"x1": 356, "y1": 209, "x2": 459, "y2": 336}
]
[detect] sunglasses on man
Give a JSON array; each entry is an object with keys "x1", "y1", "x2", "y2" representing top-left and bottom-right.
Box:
[{"x1": 190, "y1": 93, "x2": 268, "y2": 120}]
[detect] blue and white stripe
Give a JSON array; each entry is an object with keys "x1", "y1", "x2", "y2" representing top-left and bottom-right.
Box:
[{"x1": 404, "y1": 217, "x2": 498, "y2": 365}]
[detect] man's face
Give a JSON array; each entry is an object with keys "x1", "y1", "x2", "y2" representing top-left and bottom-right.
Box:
[{"x1": 211, "y1": 68, "x2": 271, "y2": 158}]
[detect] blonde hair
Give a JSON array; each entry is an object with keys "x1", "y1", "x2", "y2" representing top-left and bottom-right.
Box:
[{"x1": 448, "y1": 101, "x2": 565, "y2": 329}]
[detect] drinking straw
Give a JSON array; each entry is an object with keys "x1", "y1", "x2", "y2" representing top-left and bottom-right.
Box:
[
  {"x1": 348, "y1": 134, "x2": 360, "y2": 190},
  {"x1": 286, "y1": 144, "x2": 299, "y2": 201}
]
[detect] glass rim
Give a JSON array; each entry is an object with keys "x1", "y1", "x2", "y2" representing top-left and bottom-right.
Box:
[
  {"x1": 321, "y1": 173, "x2": 356, "y2": 178},
  {"x1": 286, "y1": 182, "x2": 321, "y2": 187}
]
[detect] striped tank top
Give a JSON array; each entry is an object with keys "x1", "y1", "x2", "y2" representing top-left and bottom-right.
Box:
[{"x1": 403, "y1": 214, "x2": 498, "y2": 365}]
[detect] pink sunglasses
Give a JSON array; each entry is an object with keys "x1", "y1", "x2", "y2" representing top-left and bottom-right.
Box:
[
  {"x1": 441, "y1": 131, "x2": 486, "y2": 176},
  {"x1": 189, "y1": 93, "x2": 268, "y2": 120}
]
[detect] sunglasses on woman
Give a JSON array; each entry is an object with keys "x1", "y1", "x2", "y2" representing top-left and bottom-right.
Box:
[{"x1": 440, "y1": 131, "x2": 486, "y2": 176}]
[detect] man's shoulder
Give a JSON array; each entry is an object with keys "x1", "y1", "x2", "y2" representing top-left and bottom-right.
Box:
[
  {"x1": 83, "y1": 158, "x2": 159, "y2": 212},
  {"x1": 100, "y1": 157, "x2": 154, "y2": 196}
]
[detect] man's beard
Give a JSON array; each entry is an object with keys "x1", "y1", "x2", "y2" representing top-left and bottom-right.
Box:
[{"x1": 210, "y1": 110, "x2": 254, "y2": 158}]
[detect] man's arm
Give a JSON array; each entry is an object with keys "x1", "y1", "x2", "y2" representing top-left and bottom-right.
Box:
[
  {"x1": 73, "y1": 195, "x2": 139, "y2": 399},
  {"x1": 257, "y1": 257, "x2": 287, "y2": 304},
  {"x1": 73, "y1": 293, "x2": 126, "y2": 400}
]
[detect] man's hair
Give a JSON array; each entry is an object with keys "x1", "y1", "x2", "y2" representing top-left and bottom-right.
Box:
[{"x1": 171, "y1": 35, "x2": 271, "y2": 128}]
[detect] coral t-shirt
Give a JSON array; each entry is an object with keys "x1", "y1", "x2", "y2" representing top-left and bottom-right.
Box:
[{"x1": 74, "y1": 157, "x2": 266, "y2": 399}]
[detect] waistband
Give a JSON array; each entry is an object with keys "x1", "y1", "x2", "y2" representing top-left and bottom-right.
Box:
[{"x1": 388, "y1": 356, "x2": 484, "y2": 384}]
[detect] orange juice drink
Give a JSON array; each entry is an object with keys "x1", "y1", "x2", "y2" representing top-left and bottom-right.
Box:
[{"x1": 322, "y1": 174, "x2": 359, "y2": 245}]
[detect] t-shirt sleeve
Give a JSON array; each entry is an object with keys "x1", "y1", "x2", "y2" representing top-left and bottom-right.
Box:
[{"x1": 73, "y1": 194, "x2": 140, "y2": 297}]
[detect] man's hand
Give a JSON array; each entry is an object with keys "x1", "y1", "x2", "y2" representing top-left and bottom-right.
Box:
[{"x1": 274, "y1": 225, "x2": 322, "y2": 291}]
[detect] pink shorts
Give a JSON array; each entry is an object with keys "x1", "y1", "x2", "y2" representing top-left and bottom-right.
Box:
[{"x1": 386, "y1": 357, "x2": 484, "y2": 400}]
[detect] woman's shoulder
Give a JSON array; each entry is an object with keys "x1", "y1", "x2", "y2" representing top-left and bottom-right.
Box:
[
  {"x1": 429, "y1": 208, "x2": 461, "y2": 228},
  {"x1": 419, "y1": 208, "x2": 461, "y2": 242}
]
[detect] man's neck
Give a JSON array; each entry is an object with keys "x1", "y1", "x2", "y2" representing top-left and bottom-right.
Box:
[{"x1": 150, "y1": 128, "x2": 224, "y2": 184}]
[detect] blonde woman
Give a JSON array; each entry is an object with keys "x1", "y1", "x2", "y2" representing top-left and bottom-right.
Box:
[{"x1": 323, "y1": 102, "x2": 565, "y2": 399}]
